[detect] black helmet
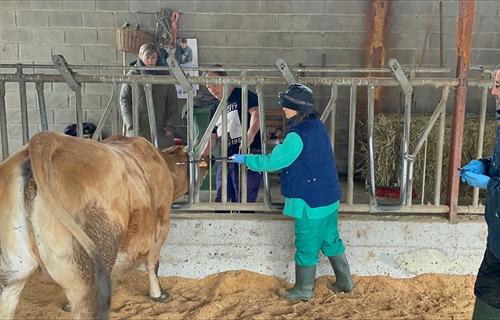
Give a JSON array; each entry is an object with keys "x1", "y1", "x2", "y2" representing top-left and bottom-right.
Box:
[{"x1": 278, "y1": 83, "x2": 315, "y2": 114}]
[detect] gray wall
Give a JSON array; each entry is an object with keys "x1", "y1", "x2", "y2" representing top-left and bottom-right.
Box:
[{"x1": 1, "y1": 0, "x2": 499, "y2": 173}]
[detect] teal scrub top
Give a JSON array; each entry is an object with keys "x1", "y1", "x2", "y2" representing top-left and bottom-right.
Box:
[{"x1": 245, "y1": 132, "x2": 339, "y2": 219}]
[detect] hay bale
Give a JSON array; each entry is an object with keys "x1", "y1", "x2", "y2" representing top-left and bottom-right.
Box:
[{"x1": 357, "y1": 114, "x2": 497, "y2": 203}]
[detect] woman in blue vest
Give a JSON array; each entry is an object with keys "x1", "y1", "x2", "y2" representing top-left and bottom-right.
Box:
[{"x1": 233, "y1": 83, "x2": 355, "y2": 301}]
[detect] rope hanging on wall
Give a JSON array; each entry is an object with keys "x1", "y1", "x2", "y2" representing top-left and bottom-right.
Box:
[{"x1": 155, "y1": 8, "x2": 180, "y2": 49}]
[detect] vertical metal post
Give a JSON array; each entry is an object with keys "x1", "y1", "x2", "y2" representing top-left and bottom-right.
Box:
[
  {"x1": 367, "y1": 84, "x2": 378, "y2": 208},
  {"x1": 399, "y1": 93, "x2": 412, "y2": 206},
  {"x1": 18, "y1": 75, "x2": 29, "y2": 144},
  {"x1": 240, "y1": 70, "x2": 248, "y2": 204},
  {"x1": 111, "y1": 83, "x2": 120, "y2": 135},
  {"x1": 144, "y1": 83, "x2": 158, "y2": 148},
  {"x1": 75, "y1": 88, "x2": 83, "y2": 138},
  {"x1": 132, "y1": 83, "x2": 140, "y2": 137},
  {"x1": 0, "y1": 81, "x2": 8, "y2": 160},
  {"x1": 434, "y1": 91, "x2": 448, "y2": 205},
  {"x1": 347, "y1": 85, "x2": 357, "y2": 205},
  {"x1": 472, "y1": 86, "x2": 489, "y2": 206},
  {"x1": 256, "y1": 85, "x2": 271, "y2": 207},
  {"x1": 446, "y1": 0, "x2": 476, "y2": 222},
  {"x1": 35, "y1": 81, "x2": 49, "y2": 131},
  {"x1": 221, "y1": 84, "x2": 229, "y2": 205}
]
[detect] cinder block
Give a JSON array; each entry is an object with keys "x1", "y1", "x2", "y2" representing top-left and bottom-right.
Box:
[
  {"x1": 83, "y1": 12, "x2": 116, "y2": 28},
  {"x1": 0, "y1": 28, "x2": 32, "y2": 43},
  {"x1": 86, "y1": 109, "x2": 110, "y2": 124},
  {"x1": 47, "y1": 124, "x2": 69, "y2": 133},
  {"x1": 480, "y1": 16, "x2": 500, "y2": 33},
  {"x1": 339, "y1": 15, "x2": 366, "y2": 32},
  {"x1": 309, "y1": 15, "x2": 341, "y2": 32},
  {"x1": 388, "y1": 14, "x2": 417, "y2": 32},
  {"x1": 212, "y1": 14, "x2": 244, "y2": 30},
  {"x1": 179, "y1": 13, "x2": 212, "y2": 30},
  {"x1": 20, "y1": 44, "x2": 52, "y2": 62},
  {"x1": 400, "y1": 1, "x2": 438, "y2": 15},
  {"x1": 84, "y1": 83, "x2": 112, "y2": 94},
  {"x1": 227, "y1": 31, "x2": 258, "y2": 47},
  {"x1": 160, "y1": 0, "x2": 194, "y2": 14},
  {"x1": 292, "y1": 33, "x2": 324, "y2": 48},
  {"x1": 398, "y1": 33, "x2": 426, "y2": 49},
  {"x1": 96, "y1": 0, "x2": 128, "y2": 12},
  {"x1": 52, "y1": 45, "x2": 85, "y2": 63},
  {"x1": 477, "y1": 50, "x2": 500, "y2": 67},
  {"x1": 186, "y1": 30, "x2": 226, "y2": 46},
  {"x1": 324, "y1": 32, "x2": 365, "y2": 49},
  {"x1": 471, "y1": 33, "x2": 496, "y2": 49},
  {"x1": 115, "y1": 12, "x2": 156, "y2": 30},
  {"x1": 2, "y1": 1, "x2": 29, "y2": 10},
  {"x1": 129, "y1": 0, "x2": 161, "y2": 13},
  {"x1": 386, "y1": 49, "x2": 415, "y2": 66},
  {"x1": 291, "y1": 1, "x2": 325, "y2": 14},
  {"x1": 8, "y1": 138, "x2": 24, "y2": 155},
  {"x1": 30, "y1": 0, "x2": 63, "y2": 10},
  {"x1": 243, "y1": 14, "x2": 276, "y2": 31},
  {"x1": 7, "y1": 123, "x2": 42, "y2": 139},
  {"x1": 194, "y1": 1, "x2": 227, "y2": 13},
  {"x1": 259, "y1": 32, "x2": 293, "y2": 48},
  {"x1": 69, "y1": 93, "x2": 102, "y2": 109},
  {"x1": 33, "y1": 28, "x2": 65, "y2": 44},
  {"x1": 44, "y1": 92, "x2": 71, "y2": 109},
  {"x1": 63, "y1": 0, "x2": 96, "y2": 11},
  {"x1": 277, "y1": 15, "x2": 308, "y2": 31},
  {"x1": 84, "y1": 45, "x2": 118, "y2": 63},
  {"x1": 54, "y1": 109, "x2": 79, "y2": 124},
  {"x1": 98, "y1": 29, "x2": 118, "y2": 44},
  {"x1": 65, "y1": 29, "x2": 98, "y2": 44},
  {"x1": 228, "y1": 1, "x2": 259, "y2": 14},
  {"x1": 17, "y1": 10, "x2": 49, "y2": 27},
  {"x1": 49, "y1": 11, "x2": 82, "y2": 27},
  {"x1": 0, "y1": 11, "x2": 16, "y2": 27},
  {"x1": 6, "y1": 108, "x2": 54, "y2": 125},
  {"x1": 261, "y1": 1, "x2": 291, "y2": 14},
  {"x1": 325, "y1": 1, "x2": 368, "y2": 15}
]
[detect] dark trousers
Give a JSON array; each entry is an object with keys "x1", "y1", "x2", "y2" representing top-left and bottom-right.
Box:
[
  {"x1": 475, "y1": 246, "x2": 500, "y2": 309},
  {"x1": 215, "y1": 162, "x2": 262, "y2": 203}
]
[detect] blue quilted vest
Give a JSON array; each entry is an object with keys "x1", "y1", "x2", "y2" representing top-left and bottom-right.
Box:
[{"x1": 280, "y1": 117, "x2": 342, "y2": 208}]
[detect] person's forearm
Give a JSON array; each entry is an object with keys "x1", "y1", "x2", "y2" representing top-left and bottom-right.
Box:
[
  {"x1": 202, "y1": 133, "x2": 218, "y2": 155},
  {"x1": 247, "y1": 107, "x2": 260, "y2": 141}
]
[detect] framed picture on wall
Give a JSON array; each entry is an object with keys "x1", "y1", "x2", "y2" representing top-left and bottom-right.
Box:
[{"x1": 175, "y1": 38, "x2": 199, "y2": 99}]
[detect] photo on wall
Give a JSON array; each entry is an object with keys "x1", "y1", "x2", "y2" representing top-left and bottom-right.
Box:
[{"x1": 175, "y1": 38, "x2": 199, "y2": 99}]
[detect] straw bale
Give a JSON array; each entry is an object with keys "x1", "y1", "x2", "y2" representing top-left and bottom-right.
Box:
[{"x1": 357, "y1": 114, "x2": 497, "y2": 203}]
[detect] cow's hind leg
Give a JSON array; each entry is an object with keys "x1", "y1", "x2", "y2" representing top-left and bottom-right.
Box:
[
  {"x1": 0, "y1": 280, "x2": 29, "y2": 319},
  {"x1": 146, "y1": 216, "x2": 171, "y2": 301}
]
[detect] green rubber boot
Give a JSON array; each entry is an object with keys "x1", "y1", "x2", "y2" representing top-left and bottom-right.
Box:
[
  {"x1": 279, "y1": 264, "x2": 316, "y2": 301},
  {"x1": 328, "y1": 253, "x2": 355, "y2": 293},
  {"x1": 472, "y1": 297, "x2": 500, "y2": 320}
]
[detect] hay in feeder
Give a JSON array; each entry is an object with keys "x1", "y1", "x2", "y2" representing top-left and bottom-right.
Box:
[{"x1": 356, "y1": 113, "x2": 497, "y2": 204}]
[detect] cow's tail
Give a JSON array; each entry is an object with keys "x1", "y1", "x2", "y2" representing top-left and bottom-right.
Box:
[{"x1": 28, "y1": 132, "x2": 111, "y2": 320}]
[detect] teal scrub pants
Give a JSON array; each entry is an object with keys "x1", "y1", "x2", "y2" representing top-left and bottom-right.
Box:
[{"x1": 294, "y1": 208, "x2": 346, "y2": 266}]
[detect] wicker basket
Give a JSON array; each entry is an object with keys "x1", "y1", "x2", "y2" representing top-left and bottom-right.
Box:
[{"x1": 116, "y1": 28, "x2": 155, "y2": 54}]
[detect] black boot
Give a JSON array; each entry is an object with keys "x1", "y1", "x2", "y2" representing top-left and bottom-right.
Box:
[
  {"x1": 328, "y1": 252, "x2": 355, "y2": 293},
  {"x1": 279, "y1": 264, "x2": 316, "y2": 301},
  {"x1": 472, "y1": 297, "x2": 500, "y2": 319}
]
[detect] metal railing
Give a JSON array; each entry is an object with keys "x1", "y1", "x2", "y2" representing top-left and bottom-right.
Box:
[{"x1": 0, "y1": 56, "x2": 494, "y2": 217}]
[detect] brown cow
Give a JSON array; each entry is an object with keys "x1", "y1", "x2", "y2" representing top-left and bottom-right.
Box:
[{"x1": 0, "y1": 131, "x2": 205, "y2": 319}]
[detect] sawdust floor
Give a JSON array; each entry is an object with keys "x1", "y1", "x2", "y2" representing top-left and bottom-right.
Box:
[{"x1": 16, "y1": 269, "x2": 475, "y2": 319}]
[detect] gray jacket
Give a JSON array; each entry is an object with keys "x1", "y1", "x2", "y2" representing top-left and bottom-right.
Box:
[{"x1": 119, "y1": 68, "x2": 179, "y2": 149}]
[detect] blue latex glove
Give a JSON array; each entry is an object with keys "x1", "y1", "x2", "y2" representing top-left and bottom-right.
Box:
[
  {"x1": 462, "y1": 160, "x2": 486, "y2": 175},
  {"x1": 232, "y1": 154, "x2": 247, "y2": 164},
  {"x1": 461, "y1": 171, "x2": 490, "y2": 189}
]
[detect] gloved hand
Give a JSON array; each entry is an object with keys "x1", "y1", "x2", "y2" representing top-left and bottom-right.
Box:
[
  {"x1": 461, "y1": 160, "x2": 486, "y2": 175},
  {"x1": 232, "y1": 154, "x2": 247, "y2": 164},
  {"x1": 461, "y1": 171, "x2": 490, "y2": 189}
]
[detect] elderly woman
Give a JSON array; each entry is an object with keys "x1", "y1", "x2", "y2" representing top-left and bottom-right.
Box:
[
  {"x1": 233, "y1": 84, "x2": 355, "y2": 301},
  {"x1": 119, "y1": 42, "x2": 179, "y2": 148}
]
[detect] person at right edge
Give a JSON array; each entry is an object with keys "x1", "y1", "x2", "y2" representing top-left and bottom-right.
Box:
[
  {"x1": 232, "y1": 83, "x2": 355, "y2": 301},
  {"x1": 460, "y1": 65, "x2": 500, "y2": 319}
]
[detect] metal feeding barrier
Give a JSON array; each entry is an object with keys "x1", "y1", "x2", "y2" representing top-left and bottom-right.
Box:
[{"x1": 0, "y1": 57, "x2": 494, "y2": 217}]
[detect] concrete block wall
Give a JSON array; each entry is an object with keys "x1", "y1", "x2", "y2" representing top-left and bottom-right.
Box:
[{"x1": 1, "y1": 0, "x2": 499, "y2": 173}]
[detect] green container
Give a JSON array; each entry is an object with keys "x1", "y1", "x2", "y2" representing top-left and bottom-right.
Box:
[{"x1": 193, "y1": 105, "x2": 220, "y2": 190}]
